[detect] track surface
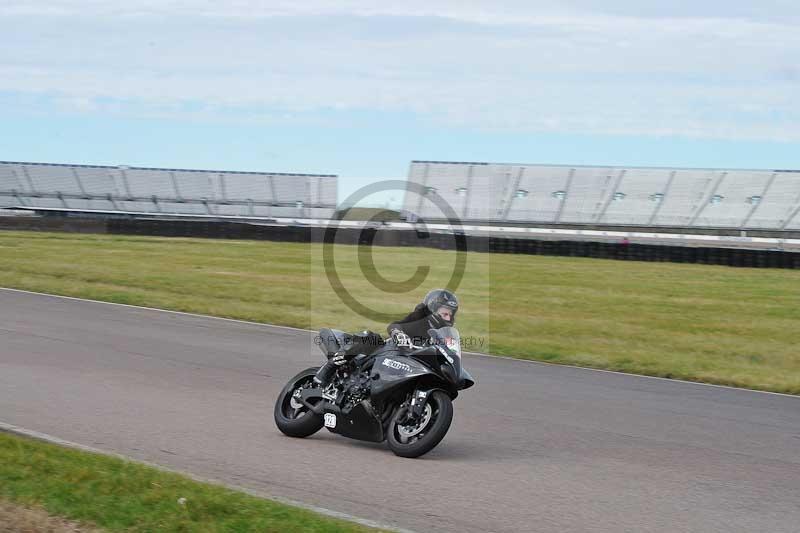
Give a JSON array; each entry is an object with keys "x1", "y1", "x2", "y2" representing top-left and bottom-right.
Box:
[{"x1": 1, "y1": 289, "x2": 799, "y2": 532}]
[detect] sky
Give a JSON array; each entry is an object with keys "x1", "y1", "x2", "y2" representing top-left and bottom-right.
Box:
[{"x1": 2, "y1": 1, "x2": 800, "y2": 204}]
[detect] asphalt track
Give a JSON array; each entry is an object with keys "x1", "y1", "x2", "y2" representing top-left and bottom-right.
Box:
[{"x1": 1, "y1": 289, "x2": 799, "y2": 533}]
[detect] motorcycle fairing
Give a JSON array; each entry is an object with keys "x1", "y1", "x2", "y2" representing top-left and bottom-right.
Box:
[
  {"x1": 460, "y1": 368, "x2": 476, "y2": 390},
  {"x1": 322, "y1": 400, "x2": 384, "y2": 442},
  {"x1": 369, "y1": 354, "x2": 435, "y2": 401}
]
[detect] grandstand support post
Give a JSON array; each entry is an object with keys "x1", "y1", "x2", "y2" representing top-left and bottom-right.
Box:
[
  {"x1": 688, "y1": 171, "x2": 728, "y2": 227},
  {"x1": 119, "y1": 169, "x2": 133, "y2": 198},
  {"x1": 9, "y1": 168, "x2": 26, "y2": 193},
  {"x1": 414, "y1": 162, "x2": 430, "y2": 218},
  {"x1": 202, "y1": 198, "x2": 213, "y2": 215},
  {"x1": 462, "y1": 164, "x2": 475, "y2": 220},
  {"x1": 554, "y1": 168, "x2": 576, "y2": 223},
  {"x1": 12, "y1": 190, "x2": 27, "y2": 207},
  {"x1": 71, "y1": 168, "x2": 88, "y2": 196},
  {"x1": 595, "y1": 169, "x2": 627, "y2": 223},
  {"x1": 107, "y1": 193, "x2": 119, "y2": 210},
  {"x1": 267, "y1": 175, "x2": 277, "y2": 204},
  {"x1": 305, "y1": 179, "x2": 311, "y2": 218},
  {"x1": 647, "y1": 170, "x2": 677, "y2": 226},
  {"x1": 218, "y1": 173, "x2": 227, "y2": 202},
  {"x1": 779, "y1": 198, "x2": 800, "y2": 230},
  {"x1": 57, "y1": 192, "x2": 68, "y2": 209},
  {"x1": 741, "y1": 172, "x2": 777, "y2": 229},
  {"x1": 151, "y1": 195, "x2": 161, "y2": 213},
  {"x1": 499, "y1": 167, "x2": 524, "y2": 221},
  {"x1": 21, "y1": 166, "x2": 36, "y2": 194},
  {"x1": 169, "y1": 172, "x2": 182, "y2": 201},
  {"x1": 106, "y1": 172, "x2": 122, "y2": 197}
]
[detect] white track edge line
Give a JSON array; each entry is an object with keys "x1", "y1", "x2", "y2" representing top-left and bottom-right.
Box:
[
  {"x1": 0, "y1": 286, "x2": 312, "y2": 333},
  {"x1": 2, "y1": 286, "x2": 797, "y2": 399},
  {"x1": 0, "y1": 421, "x2": 414, "y2": 533}
]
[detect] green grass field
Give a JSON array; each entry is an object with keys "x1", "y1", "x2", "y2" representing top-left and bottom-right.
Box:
[
  {"x1": 0, "y1": 431, "x2": 379, "y2": 532},
  {"x1": 2, "y1": 230, "x2": 799, "y2": 394},
  {"x1": 0, "y1": 499, "x2": 103, "y2": 532}
]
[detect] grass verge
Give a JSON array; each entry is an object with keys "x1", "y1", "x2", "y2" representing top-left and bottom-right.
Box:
[
  {"x1": 0, "y1": 431, "x2": 379, "y2": 532},
  {"x1": 0, "y1": 498, "x2": 103, "y2": 532},
  {"x1": 1, "y1": 230, "x2": 799, "y2": 394}
]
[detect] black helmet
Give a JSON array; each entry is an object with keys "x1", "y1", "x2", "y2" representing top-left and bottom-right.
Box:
[{"x1": 423, "y1": 289, "x2": 459, "y2": 328}]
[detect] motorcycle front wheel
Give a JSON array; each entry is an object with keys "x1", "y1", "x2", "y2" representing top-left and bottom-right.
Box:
[
  {"x1": 274, "y1": 367, "x2": 325, "y2": 438},
  {"x1": 387, "y1": 390, "x2": 453, "y2": 458}
]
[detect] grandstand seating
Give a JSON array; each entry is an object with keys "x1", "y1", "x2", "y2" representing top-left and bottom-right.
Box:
[
  {"x1": 405, "y1": 161, "x2": 800, "y2": 230},
  {"x1": 0, "y1": 161, "x2": 338, "y2": 219},
  {"x1": 7, "y1": 159, "x2": 800, "y2": 232}
]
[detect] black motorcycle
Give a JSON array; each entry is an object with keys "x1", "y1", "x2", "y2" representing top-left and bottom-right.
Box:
[{"x1": 274, "y1": 326, "x2": 475, "y2": 458}]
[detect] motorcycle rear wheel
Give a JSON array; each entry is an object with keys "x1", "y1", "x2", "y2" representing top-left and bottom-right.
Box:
[{"x1": 274, "y1": 367, "x2": 325, "y2": 438}]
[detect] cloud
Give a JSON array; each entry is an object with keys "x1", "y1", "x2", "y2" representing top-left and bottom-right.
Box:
[{"x1": 1, "y1": 1, "x2": 799, "y2": 140}]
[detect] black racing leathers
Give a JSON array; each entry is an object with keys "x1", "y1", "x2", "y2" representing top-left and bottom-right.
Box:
[
  {"x1": 387, "y1": 303, "x2": 435, "y2": 346},
  {"x1": 316, "y1": 304, "x2": 434, "y2": 386}
]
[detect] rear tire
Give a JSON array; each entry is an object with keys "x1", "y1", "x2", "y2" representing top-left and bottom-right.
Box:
[
  {"x1": 274, "y1": 367, "x2": 325, "y2": 438},
  {"x1": 387, "y1": 390, "x2": 453, "y2": 458}
]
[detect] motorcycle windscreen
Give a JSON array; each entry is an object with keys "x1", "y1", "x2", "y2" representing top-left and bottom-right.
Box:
[{"x1": 432, "y1": 326, "x2": 463, "y2": 385}]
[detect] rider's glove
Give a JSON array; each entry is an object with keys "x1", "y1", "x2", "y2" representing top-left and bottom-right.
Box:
[
  {"x1": 331, "y1": 351, "x2": 348, "y2": 365},
  {"x1": 391, "y1": 328, "x2": 413, "y2": 348}
]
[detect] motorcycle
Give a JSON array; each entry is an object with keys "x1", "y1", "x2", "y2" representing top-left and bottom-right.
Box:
[{"x1": 274, "y1": 326, "x2": 475, "y2": 458}]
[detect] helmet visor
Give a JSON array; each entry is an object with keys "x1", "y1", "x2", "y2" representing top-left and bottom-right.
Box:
[{"x1": 434, "y1": 305, "x2": 456, "y2": 325}]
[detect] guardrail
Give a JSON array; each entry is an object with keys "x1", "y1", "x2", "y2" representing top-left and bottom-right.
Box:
[
  {"x1": 5, "y1": 206, "x2": 800, "y2": 251},
  {"x1": 2, "y1": 213, "x2": 800, "y2": 269}
]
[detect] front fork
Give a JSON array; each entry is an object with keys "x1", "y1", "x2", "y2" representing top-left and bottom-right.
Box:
[{"x1": 408, "y1": 389, "x2": 429, "y2": 419}]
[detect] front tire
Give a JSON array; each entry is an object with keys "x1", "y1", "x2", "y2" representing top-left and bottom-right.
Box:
[
  {"x1": 274, "y1": 367, "x2": 325, "y2": 438},
  {"x1": 387, "y1": 390, "x2": 453, "y2": 458}
]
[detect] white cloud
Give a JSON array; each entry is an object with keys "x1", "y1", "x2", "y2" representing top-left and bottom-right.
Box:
[{"x1": 1, "y1": 1, "x2": 800, "y2": 140}]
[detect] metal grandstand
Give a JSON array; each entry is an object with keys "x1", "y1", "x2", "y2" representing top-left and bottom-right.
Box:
[
  {"x1": 0, "y1": 161, "x2": 338, "y2": 219},
  {"x1": 406, "y1": 161, "x2": 800, "y2": 231}
]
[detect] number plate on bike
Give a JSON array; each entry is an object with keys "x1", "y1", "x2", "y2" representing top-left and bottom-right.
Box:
[{"x1": 324, "y1": 413, "x2": 337, "y2": 428}]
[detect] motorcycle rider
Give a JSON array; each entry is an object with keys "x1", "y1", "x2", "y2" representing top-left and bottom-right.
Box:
[
  {"x1": 313, "y1": 289, "x2": 459, "y2": 387},
  {"x1": 387, "y1": 288, "x2": 459, "y2": 348}
]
